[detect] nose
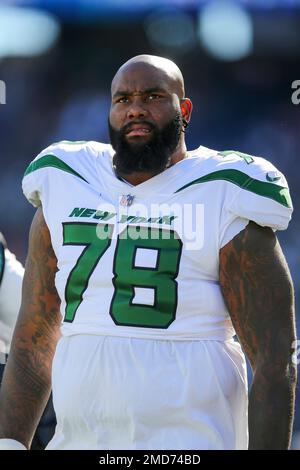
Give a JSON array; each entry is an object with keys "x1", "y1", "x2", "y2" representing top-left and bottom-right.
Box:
[{"x1": 127, "y1": 98, "x2": 148, "y2": 120}]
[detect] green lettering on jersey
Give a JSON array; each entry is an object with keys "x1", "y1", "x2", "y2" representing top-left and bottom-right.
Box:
[
  {"x1": 129, "y1": 216, "x2": 147, "y2": 224},
  {"x1": 93, "y1": 210, "x2": 116, "y2": 221},
  {"x1": 63, "y1": 223, "x2": 182, "y2": 328},
  {"x1": 68, "y1": 209, "x2": 177, "y2": 225},
  {"x1": 80, "y1": 208, "x2": 96, "y2": 218},
  {"x1": 63, "y1": 222, "x2": 113, "y2": 322},
  {"x1": 110, "y1": 226, "x2": 182, "y2": 328},
  {"x1": 146, "y1": 217, "x2": 160, "y2": 224},
  {"x1": 158, "y1": 215, "x2": 177, "y2": 225},
  {"x1": 69, "y1": 208, "x2": 86, "y2": 217}
]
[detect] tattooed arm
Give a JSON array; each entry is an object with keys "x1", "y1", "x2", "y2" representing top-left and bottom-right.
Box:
[
  {"x1": 0, "y1": 208, "x2": 61, "y2": 449},
  {"x1": 219, "y1": 221, "x2": 297, "y2": 450}
]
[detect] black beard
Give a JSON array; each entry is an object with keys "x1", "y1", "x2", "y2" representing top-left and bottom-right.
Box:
[{"x1": 108, "y1": 114, "x2": 183, "y2": 176}]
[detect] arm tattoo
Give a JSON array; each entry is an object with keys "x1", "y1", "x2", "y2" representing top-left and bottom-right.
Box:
[
  {"x1": 0, "y1": 207, "x2": 61, "y2": 448},
  {"x1": 219, "y1": 221, "x2": 297, "y2": 449}
]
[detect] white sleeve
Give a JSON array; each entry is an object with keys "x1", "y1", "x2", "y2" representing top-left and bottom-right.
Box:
[
  {"x1": 22, "y1": 140, "x2": 109, "y2": 208},
  {"x1": 228, "y1": 169, "x2": 292, "y2": 230},
  {"x1": 22, "y1": 143, "x2": 59, "y2": 208},
  {"x1": 219, "y1": 156, "x2": 293, "y2": 248},
  {"x1": 0, "y1": 249, "x2": 24, "y2": 352},
  {"x1": 219, "y1": 216, "x2": 249, "y2": 249}
]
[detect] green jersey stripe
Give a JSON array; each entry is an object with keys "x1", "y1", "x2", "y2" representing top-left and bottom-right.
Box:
[
  {"x1": 175, "y1": 169, "x2": 292, "y2": 209},
  {"x1": 24, "y1": 154, "x2": 88, "y2": 183}
]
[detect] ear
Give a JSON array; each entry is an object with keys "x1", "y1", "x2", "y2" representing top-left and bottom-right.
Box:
[{"x1": 180, "y1": 98, "x2": 193, "y2": 123}]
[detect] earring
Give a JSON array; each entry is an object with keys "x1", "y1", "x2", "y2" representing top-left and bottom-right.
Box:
[{"x1": 182, "y1": 118, "x2": 189, "y2": 129}]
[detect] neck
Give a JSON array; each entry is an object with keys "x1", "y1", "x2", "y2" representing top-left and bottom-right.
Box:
[{"x1": 115, "y1": 139, "x2": 187, "y2": 186}]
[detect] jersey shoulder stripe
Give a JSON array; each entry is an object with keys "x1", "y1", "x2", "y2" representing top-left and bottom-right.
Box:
[
  {"x1": 23, "y1": 141, "x2": 113, "y2": 184},
  {"x1": 175, "y1": 169, "x2": 292, "y2": 208},
  {"x1": 24, "y1": 154, "x2": 88, "y2": 183}
]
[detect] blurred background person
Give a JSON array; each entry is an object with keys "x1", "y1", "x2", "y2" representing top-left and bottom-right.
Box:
[
  {"x1": 0, "y1": 0, "x2": 299, "y2": 448},
  {"x1": 0, "y1": 231, "x2": 24, "y2": 368}
]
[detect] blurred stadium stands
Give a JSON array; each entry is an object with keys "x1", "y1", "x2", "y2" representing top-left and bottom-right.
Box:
[{"x1": 0, "y1": 0, "x2": 299, "y2": 448}]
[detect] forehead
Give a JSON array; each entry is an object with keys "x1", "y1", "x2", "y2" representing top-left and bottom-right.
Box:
[{"x1": 111, "y1": 63, "x2": 174, "y2": 96}]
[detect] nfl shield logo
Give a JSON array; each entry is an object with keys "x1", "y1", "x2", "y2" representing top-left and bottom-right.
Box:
[{"x1": 120, "y1": 194, "x2": 134, "y2": 207}]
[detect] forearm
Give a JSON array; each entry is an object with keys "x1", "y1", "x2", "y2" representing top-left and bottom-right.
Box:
[
  {"x1": 0, "y1": 328, "x2": 53, "y2": 448},
  {"x1": 248, "y1": 364, "x2": 297, "y2": 449}
]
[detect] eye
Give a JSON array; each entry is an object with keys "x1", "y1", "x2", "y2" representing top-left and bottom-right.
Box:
[
  {"x1": 116, "y1": 96, "x2": 129, "y2": 104},
  {"x1": 148, "y1": 94, "x2": 161, "y2": 101}
]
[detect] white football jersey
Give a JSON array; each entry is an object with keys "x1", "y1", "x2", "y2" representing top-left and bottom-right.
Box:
[
  {"x1": 22, "y1": 141, "x2": 292, "y2": 342},
  {"x1": 0, "y1": 236, "x2": 24, "y2": 354},
  {"x1": 22, "y1": 141, "x2": 292, "y2": 450}
]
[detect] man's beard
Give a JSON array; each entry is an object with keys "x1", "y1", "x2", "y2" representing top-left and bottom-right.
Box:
[{"x1": 108, "y1": 114, "x2": 183, "y2": 176}]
